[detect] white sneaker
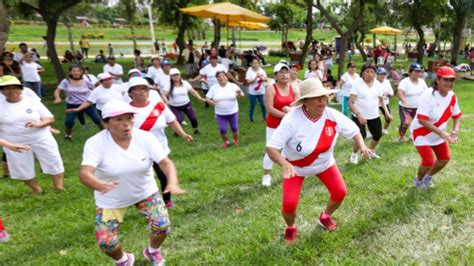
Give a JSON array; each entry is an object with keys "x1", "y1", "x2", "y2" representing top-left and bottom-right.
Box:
[
  {"x1": 371, "y1": 152, "x2": 381, "y2": 159},
  {"x1": 413, "y1": 177, "x2": 426, "y2": 189},
  {"x1": 366, "y1": 132, "x2": 372, "y2": 139},
  {"x1": 382, "y1": 129, "x2": 389, "y2": 135},
  {"x1": 182, "y1": 121, "x2": 188, "y2": 126},
  {"x1": 262, "y1": 175, "x2": 272, "y2": 187},
  {"x1": 349, "y1": 153, "x2": 358, "y2": 164},
  {"x1": 422, "y1": 175, "x2": 434, "y2": 188}
]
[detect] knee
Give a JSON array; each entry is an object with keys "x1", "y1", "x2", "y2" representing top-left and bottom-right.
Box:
[
  {"x1": 437, "y1": 159, "x2": 450, "y2": 166},
  {"x1": 149, "y1": 215, "x2": 170, "y2": 235},
  {"x1": 330, "y1": 186, "x2": 347, "y2": 203},
  {"x1": 282, "y1": 199, "x2": 299, "y2": 214},
  {"x1": 372, "y1": 131, "x2": 382, "y2": 141},
  {"x1": 421, "y1": 157, "x2": 435, "y2": 167},
  {"x1": 96, "y1": 230, "x2": 120, "y2": 253}
]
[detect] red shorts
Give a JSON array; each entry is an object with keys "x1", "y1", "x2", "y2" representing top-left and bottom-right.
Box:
[{"x1": 415, "y1": 142, "x2": 451, "y2": 167}]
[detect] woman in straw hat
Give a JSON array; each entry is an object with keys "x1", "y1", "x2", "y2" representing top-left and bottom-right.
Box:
[{"x1": 267, "y1": 78, "x2": 373, "y2": 244}]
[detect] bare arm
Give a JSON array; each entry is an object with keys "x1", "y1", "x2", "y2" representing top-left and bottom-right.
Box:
[
  {"x1": 396, "y1": 89, "x2": 409, "y2": 106},
  {"x1": 79, "y1": 165, "x2": 119, "y2": 193},
  {"x1": 157, "y1": 158, "x2": 185, "y2": 194},
  {"x1": 66, "y1": 101, "x2": 93, "y2": 113},
  {"x1": 352, "y1": 134, "x2": 372, "y2": 160},
  {"x1": 349, "y1": 94, "x2": 366, "y2": 125},
  {"x1": 37, "y1": 66, "x2": 45, "y2": 73},
  {"x1": 264, "y1": 86, "x2": 286, "y2": 118},
  {"x1": 0, "y1": 139, "x2": 30, "y2": 152},
  {"x1": 161, "y1": 91, "x2": 170, "y2": 105},
  {"x1": 25, "y1": 117, "x2": 54, "y2": 128},
  {"x1": 189, "y1": 88, "x2": 206, "y2": 102},
  {"x1": 379, "y1": 96, "x2": 392, "y2": 121},
  {"x1": 169, "y1": 120, "x2": 193, "y2": 142},
  {"x1": 266, "y1": 147, "x2": 297, "y2": 179},
  {"x1": 188, "y1": 74, "x2": 202, "y2": 83},
  {"x1": 54, "y1": 88, "x2": 63, "y2": 103},
  {"x1": 419, "y1": 119, "x2": 457, "y2": 143},
  {"x1": 226, "y1": 72, "x2": 240, "y2": 84}
]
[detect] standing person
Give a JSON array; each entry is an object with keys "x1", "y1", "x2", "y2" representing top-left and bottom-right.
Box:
[
  {"x1": 376, "y1": 67, "x2": 394, "y2": 134},
  {"x1": 262, "y1": 63, "x2": 300, "y2": 187},
  {"x1": 155, "y1": 60, "x2": 172, "y2": 93},
  {"x1": 337, "y1": 62, "x2": 359, "y2": 117},
  {"x1": 206, "y1": 71, "x2": 245, "y2": 148},
  {"x1": 245, "y1": 58, "x2": 267, "y2": 122},
  {"x1": 133, "y1": 49, "x2": 146, "y2": 73},
  {"x1": 66, "y1": 73, "x2": 124, "y2": 118},
  {"x1": 161, "y1": 39, "x2": 167, "y2": 55},
  {"x1": 127, "y1": 77, "x2": 192, "y2": 208},
  {"x1": 410, "y1": 66, "x2": 461, "y2": 189},
  {"x1": 79, "y1": 35, "x2": 90, "y2": 59},
  {"x1": 54, "y1": 65, "x2": 104, "y2": 140},
  {"x1": 312, "y1": 53, "x2": 326, "y2": 80},
  {"x1": 397, "y1": 63, "x2": 428, "y2": 142},
  {"x1": 289, "y1": 64, "x2": 301, "y2": 89},
  {"x1": 19, "y1": 52, "x2": 44, "y2": 96},
  {"x1": 107, "y1": 43, "x2": 114, "y2": 57},
  {"x1": 162, "y1": 68, "x2": 205, "y2": 135},
  {"x1": 146, "y1": 56, "x2": 163, "y2": 82},
  {"x1": 266, "y1": 78, "x2": 372, "y2": 243},
  {"x1": 13, "y1": 43, "x2": 38, "y2": 62},
  {"x1": 0, "y1": 52, "x2": 22, "y2": 79},
  {"x1": 83, "y1": 66, "x2": 98, "y2": 85},
  {"x1": 80, "y1": 100, "x2": 185, "y2": 266},
  {"x1": 304, "y1": 59, "x2": 324, "y2": 81},
  {"x1": 348, "y1": 63, "x2": 391, "y2": 164},
  {"x1": 103, "y1": 56, "x2": 124, "y2": 85},
  {"x1": 0, "y1": 76, "x2": 64, "y2": 194}
]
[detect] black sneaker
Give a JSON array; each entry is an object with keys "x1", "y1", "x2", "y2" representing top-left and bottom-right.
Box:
[
  {"x1": 194, "y1": 129, "x2": 201, "y2": 135},
  {"x1": 64, "y1": 135, "x2": 72, "y2": 141}
]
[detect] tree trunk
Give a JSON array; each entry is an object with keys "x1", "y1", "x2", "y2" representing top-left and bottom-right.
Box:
[
  {"x1": 355, "y1": 32, "x2": 367, "y2": 62},
  {"x1": 450, "y1": 14, "x2": 467, "y2": 65},
  {"x1": 338, "y1": 34, "x2": 348, "y2": 78},
  {"x1": 176, "y1": 15, "x2": 189, "y2": 65},
  {"x1": 45, "y1": 19, "x2": 66, "y2": 82},
  {"x1": 414, "y1": 24, "x2": 425, "y2": 64},
  {"x1": 231, "y1": 27, "x2": 236, "y2": 46},
  {"x1": 130, "y1": 24, "x2": 137, "y2": 51},
  {"x1": 283, "y1": 24, "x2": 289, "y2": 56},
  {"x1": 0, "y1": 0, "x2": 9, "y2": 53},
  {"x1": 211, "y1": 19, "x2": 220, "y2": 48},
  {"x1": 64, "y1": 20, "x2": 75, "y2": 54},
  {"x1": 299, "y1": 0, "x2": 313, "y2": 67}
]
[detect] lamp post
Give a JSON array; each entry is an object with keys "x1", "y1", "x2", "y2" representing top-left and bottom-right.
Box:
[{"x1": 147, "y1": 0, "x2": 156, "y2": 54}]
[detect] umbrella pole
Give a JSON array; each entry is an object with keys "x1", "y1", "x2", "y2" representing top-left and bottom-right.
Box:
[{"x1": 227, "y1": 15, "x2": 229, "y2": 47}]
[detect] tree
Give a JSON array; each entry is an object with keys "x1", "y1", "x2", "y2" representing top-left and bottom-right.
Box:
[
  {"x1": 0, "y1": 0, "x2": 9, "y2": 54},
  {"x1": 314, "y1": 0, "x2": 366, "y2": 78},
  {"x1": 299, "y1": 0, "x2": 313, "y2": 67},
  {"x1": 19, "y1": 0, "x2": 82, "y2": 82},
  {"x1": 267, "y1": 1, "x2": 303, "y2": 57},
  {"x1": 449, "y1": 0, "x2": 474, "y2": 65},
  {"x1": 119, "y1": 0, "x2": 139, "y2": 51}
]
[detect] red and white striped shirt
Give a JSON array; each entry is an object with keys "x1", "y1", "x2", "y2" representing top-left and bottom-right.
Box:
[{"x1": 410, "y1": 89, "x2": 461, "y2": 146}]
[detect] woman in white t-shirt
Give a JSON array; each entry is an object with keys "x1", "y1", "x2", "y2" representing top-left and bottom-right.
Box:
[
  {"x1": 396, "y1": 63, "x2": 428, "y2": 142},
  {"x1": 80, "y1": 100, "x2": 184, "y2": 266},
  {"x1": 266, "y1": 78, "x2": 372, "y2": 243},
  {"x1": 337, "y1": 62, "x2": 359, "y2": 116},
  {"x1": 410, "y1": 67, "x2": 461, "y2": 189},
  {"x1": 206, "y1": 71, "x2": 245, "y2": 148},
  {"x1": 128, "y1": 77, "x2": 192, "y2": 208},
  {"x1": 162, "y1": 68, "x2": 206, "y2": 135},
  {"x1": 376, "y1": 67, "x2": 394, "y2": 134},
  {"x1": 245, "y1": 58, "x2": 267, "y2": 122},
  {"x1": 304, "y1": 59, "x2": 324, "y2": 80},
  {"x1": 0, "y1": 76, "x2": 64, "y2": 194},
  {"x1": 20, "y1": 52, "x2": 44, "y2": 96},
  {"x1": 349, "y1": 63, "x2": 391, "y2": 164}
]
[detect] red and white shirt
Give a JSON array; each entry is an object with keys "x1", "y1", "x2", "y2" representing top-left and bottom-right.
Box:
[
  {"x1": 267, "y1": 106, "x2": 359, "y2": 176},
  {"x1": 410, "y1": 89, "x2": 461, "y2": 146},
  {"x1": 130, "y1": 97, "x2": 176, "y2": 154}
]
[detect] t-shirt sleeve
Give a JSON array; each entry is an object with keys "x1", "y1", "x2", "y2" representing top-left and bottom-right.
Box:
[
  {"x1": 81, "y1": 137, "x2": 102, "y2": 167},
  {"x1": 164, "y1": 106, "x2": 176, "y2": 123},
  {"x1": 144, "y1": 132, "x2": 167, "y2": 163},
  {"x1": 415, "y1": 92, "x2": 432, "y2": 120},
  {"x1": 397, "y1": 78, "x2": 407, "y2": 92},
  {"x1": 36, "y1": 101, "x2": 54, "y2": 118},
  {"x1": 206, "y1": 85, "x2": 215, "y2": 99},
  {"x1": 386, "y1": 81, "x2": 394, "y2": 96},
  {"x1": 87, "y1": 90, "x2": 99, "y2": 103},
  {"x1": 57, "y1": 79, "x2": 69, "y2": 91},
  {"x1": 245, "y1": 69, "x2": 252, "y2": 80},
  {"x1": 452, "y1": 95, "x2": 462, "y2": 119},
  {"x1": 117, "y1": 65, "x2": 124, "y2": 75},
  {"x1": 350, "y1": 81, "x2": 359, "y2": 95},
  {"x1": 162, "y1": 84, "x2": 170, "y2": 92},
  {"x1": 267, "y1": 115, "x2": 293, "y2": 149},
  {"x1": 334, "y1": 110, "x2": 359, "y2": 139},
  {"x1": 183, "y1": 81, "x2": 192, "y2": 91},
  {"x1": 220, "y1": 64, "x2": 228, "y2": 72}
]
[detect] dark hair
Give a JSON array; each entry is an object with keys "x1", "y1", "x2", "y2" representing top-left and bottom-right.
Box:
[
  {"x1": 215, "y1": 71, "x2": 227, "y2": 79},
  {"x1": 19, "y1": 43, "x2": 26, "y2": 48},
  {"x1": 169, "y1": 76, "x2": 183, "y2": 96},
  {"x1": 431, "y1": 79, "x2": 439, "y2": 96},
  {"x1": 103, "y1": 117, "x2": 110, "y2": 123},
  {"x1": 308, "y1": 59, "x2": 318, "y2": 71},
  {"x1": 361, "y1": 63, "x2": 376, "y2": 74},
  {"x1": 69, "y1": 65, "x2": 82, "y2": 72}
]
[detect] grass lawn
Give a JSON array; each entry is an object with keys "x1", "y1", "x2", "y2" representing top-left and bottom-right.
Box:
[{"x1": 0, "y1": 55, "x2": 473, "y2": 264}]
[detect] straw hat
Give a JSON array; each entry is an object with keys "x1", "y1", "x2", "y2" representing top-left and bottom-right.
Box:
[{"x1": 291, "y1": 78, "x2": 338, "y2": 107}]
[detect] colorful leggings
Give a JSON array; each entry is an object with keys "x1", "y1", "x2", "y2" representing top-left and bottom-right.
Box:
[
  {"x1": 95, "y1": 193, "x2": 169, "y2": 253},
  {"x1": 282, "y1": 164, "x2": 347, "y2": 214},
  {"x1": 169, "y1": 102, "x2": 198, "y2": 129},
  {"x1": 0, "y1": 216, "x2": 5, "y2": 231},
  {"x1": 215, "y1": 112, "x2": 239, "y2": 135},
  {"x1": 398, "y1": 105, "x2": 417, "y2": 137},
  {"x1": 248, "y1": 94, "x2": 266, "y2": 121},
  {"x1": 416, "y1": 142, "x2": 451, "y2": 167}
]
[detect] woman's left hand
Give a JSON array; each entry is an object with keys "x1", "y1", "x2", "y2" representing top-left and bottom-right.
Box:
[
  {"x1": 360, "y1": 147, "x2": 373, "y2": 160},
  {"x1": 386, "y1": 113, "x2": 393, "y2": 121},
  {"x1": 164, "y1": 184, "x2": 186, "y2": 195},
  {"x1": 183, "y1": 134, "x2": 193, "y2": 142}
]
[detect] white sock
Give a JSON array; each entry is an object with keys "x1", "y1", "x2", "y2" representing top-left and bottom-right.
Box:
[
  {"x1": 148, "y1": 246, "x2": 161, "y2": 253},
  {"x1": 116, "y1": 254, "x2": 128, "y2": 263},
  {"x1": 351, "y1": 152, "x2": 358, "y2": 156}
]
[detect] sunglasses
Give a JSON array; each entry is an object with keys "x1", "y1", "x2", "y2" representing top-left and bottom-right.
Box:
[{"x1": 441, "y1": 78, "x2": 455, "y2": 83}]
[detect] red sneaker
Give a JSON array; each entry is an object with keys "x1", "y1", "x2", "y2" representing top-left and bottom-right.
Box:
[
  {"x1": 284, "y1": 226, "x2": 297, "y2": 243},
  {"x1": 319, "y1": 213, "x2": 337, "y2": 231},
  {"x1": 223, "y1": 141, "x2": 230, "y2": 149},
  {"x1": 233, "y1": 139, "x2": 239, "y2": 146}
]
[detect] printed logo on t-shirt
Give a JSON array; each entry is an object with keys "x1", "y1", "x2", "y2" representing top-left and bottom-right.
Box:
[
  {"x1": 325, "y1": 127, "x2": 334, "y2": 137},
  {"x1": 26, "y1": 109, "x2": 33, "y2": 113}
]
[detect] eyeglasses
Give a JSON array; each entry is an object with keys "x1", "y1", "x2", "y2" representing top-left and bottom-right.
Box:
[
  {"x1": 277, "y1": 71, "x2": 290, "y2": 75},
  {"x1": 441, "y1": 78, "x2": 455, "y2": 83}
]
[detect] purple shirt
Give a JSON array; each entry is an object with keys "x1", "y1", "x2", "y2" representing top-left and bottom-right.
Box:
[{"x1": 58, "y1": 79, "x2": 93, "y2": 105}]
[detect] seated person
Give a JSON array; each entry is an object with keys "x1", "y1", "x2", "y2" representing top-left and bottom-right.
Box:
[
  {"x1": 94, "y1": 50, "x2": 106, "y2": 63},
  {"x1": 61, "y1": 50, "x2": 75, "y2": 64}
]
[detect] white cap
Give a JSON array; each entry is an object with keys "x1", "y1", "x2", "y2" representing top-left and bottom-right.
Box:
[
  {"x1": 101, "y1": 100, "x2": 137, "y2": 119},
  {"x1": 98, "y1": 73, "x2": 113, "y2": 81},
  {"x1": 128, "y1": 68, "x2": 141, "y2": 76},
  {"x1": 273, "y1": 62, "x2": 289, "y2": 73},
  {"x1": 169, "y1": 68, "x2": 180, "y2": 76},
  {"x1": 127, "y1": 77, "x2": 151, "y2": 92}
]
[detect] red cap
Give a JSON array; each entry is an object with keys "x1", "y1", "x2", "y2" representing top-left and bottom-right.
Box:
[
  {"x1": 209, "y1": 55, "x2": 218, "y2": 60},
  {"x1": 437, "y1": 66, "x2": 456, "y2": 79}
]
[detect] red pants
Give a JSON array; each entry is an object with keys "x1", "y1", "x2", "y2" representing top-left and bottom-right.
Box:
[
  {"x1": 416, "y1": 142, "x2": 451, "y2": 167},
  {"x1": 0, "y1": 217, "x2": 5, "y2": 230},
  {"x1": 282, "y1": 164, "x2": 347, "y2": 214}
]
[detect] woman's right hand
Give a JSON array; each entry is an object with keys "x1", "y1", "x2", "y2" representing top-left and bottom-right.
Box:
[
  {"x1": 440, "y1": 131, "x2": 456, "y2": 144},
  {"x1": 54, "y1": 98, "x2": 62, "y2": 104},
  {"x1": 5, "y1": 143, "x2": 31, "y2": 152},
  {"x1": 97, "y1": 180, "x2": 120, "y2": 194},
  {"x1": 282, "y1": 162, "x2": 297, "y2": 179},
  {"x1": 358, "y1": 116, "x2": 367, "y2": 126},
  {"x1": 66, "y1": 108, "x2": 77, "y2": 113}
]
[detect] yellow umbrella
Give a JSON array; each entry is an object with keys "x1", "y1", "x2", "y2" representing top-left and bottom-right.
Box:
[
  {"x1": 180, "y1": 2, "x2": 271, "y2": 46},
  {"x1": 369, "y1": 26, "x2": 402, "y2": 35},
  {"x1": 228, "y1": 21, "x2": 269, "y2": 30}
]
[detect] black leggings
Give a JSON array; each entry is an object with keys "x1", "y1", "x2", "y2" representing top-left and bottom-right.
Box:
[
  {"x1": 352, "y1": 115, "x2": 382, "y2": 141},
  {"x1": 152, "y1": 163, "x2": 171, "y2": 202}
]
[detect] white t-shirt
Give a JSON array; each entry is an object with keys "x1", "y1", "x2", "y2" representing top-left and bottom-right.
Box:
[
  {"x1": 14, "y1": 51, "x2": 38, "y2": 62},
  {"x1": 350, "y1": 79, "x2": 383, "y2": 120},
  {"x1": 103, "y1": 63, "x2": 124, "y2": 84},
  {"x1": 0, "y1": 97, "x2": 53, "y2": 144},
  {"x1": 88, "y1": 85, "x2": 124, "y2": 110},
  {"x1": 199, "y1": 64, "x2": 228, "y2": 89},
  {"x1": 410, "y1": 89, "x2": 461, "y2": 146},
  {"x1": 304, "y1": 69, "x2": 323, "y2": 80},
  {"x1": 0, "y1": 87, "x2": 40, "y2": 102},
  {"x1": 397, "y1": 77, "x2": 428, "y2": 108},
  {"x1": 220, "y1": 58, "x2": 233, "y2": 70},
  {"x1": 123, "y1": 89, "x2": 161, "y2": 104},
  {"x1": 163, "y1": 80, "x2": 193, "y2": 107},
  {"x1": 21, "y1": 62, "x2": 41, "y2": 82},
  {"x1": 84, "y1": 74, "x2": 98, "y2": 85},
  {"x1": 206, "y1": 82, "x2": 240, "y2": 115},
  {"x1": 340, "y1": 72, "x2": 360, "y2": 97},
  {"x1": 130, "y1": 98, "x2": 176, "y2": 154},
  {"x1": 147, "y1": 66, "x2": 164, "y2": 81},
  {"x1": 376, "y1": 78, "x2": 394, "y2": 105},
  {"x1": 267, "y1": 106, "x2": 359, "y2": 176},
  {"x1": 245, "y1": 67, "x2": 267, "y2": 95},
  {"x1": 156, "y1": 72, "x2": 170, "y2": 93},
  {"x1": 81, "y1": 129, "x2": 166, "y2": 208}
]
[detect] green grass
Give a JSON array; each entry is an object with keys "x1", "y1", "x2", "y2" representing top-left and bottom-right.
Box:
[{"x1": 0, "y1": 55, "x2": 473, "y2": 264}]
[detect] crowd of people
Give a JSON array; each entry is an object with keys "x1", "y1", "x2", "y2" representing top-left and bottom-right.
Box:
[{"x1": 0, "y1": 39, "x2": 465, "y2": 263}]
